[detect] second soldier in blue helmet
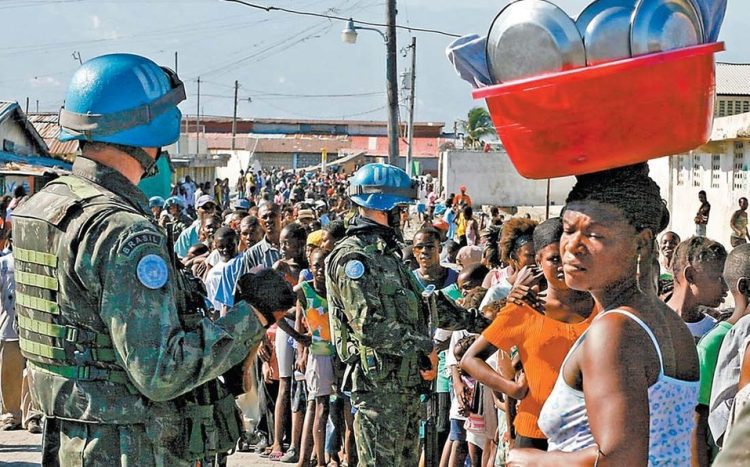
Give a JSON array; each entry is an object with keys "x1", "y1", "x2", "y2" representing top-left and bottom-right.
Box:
[
  {"x1": 325, "y1": 163, "x2": 490, "y2": 467},
  {"x1": 12, "y1": 54, "x2": 296, "y2": 465}
]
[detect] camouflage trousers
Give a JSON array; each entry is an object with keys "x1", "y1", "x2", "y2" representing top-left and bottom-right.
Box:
[
  {"x1": 350, "y1": 390, "x2": 424, "y2": 467},
  {"x1": 41, "y1": 418, "x2": 202, "y2": 467}
]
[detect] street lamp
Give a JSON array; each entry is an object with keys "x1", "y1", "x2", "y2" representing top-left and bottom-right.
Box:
[
  {"x1": 341, "y1": 18, "x2": 387, "y2": 44},
  {"x1": 341, "y1": 17, "x2": 399, "y2": 167}
]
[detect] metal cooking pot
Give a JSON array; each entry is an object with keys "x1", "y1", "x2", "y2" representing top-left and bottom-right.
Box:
[
  {"x1": 576, "y1": 0, "x2": 635, "y2": 65},
  {"x1": 631, "y1": 0, "x2": 704, "y2": 55},
  {"x1": 486, "y1": 0, "x2": 586, "y2": 83}
]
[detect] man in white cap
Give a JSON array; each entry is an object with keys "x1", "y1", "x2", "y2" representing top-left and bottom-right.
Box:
[{"x1": 174, "y1": 194, "x2": 217, "y2": 258}]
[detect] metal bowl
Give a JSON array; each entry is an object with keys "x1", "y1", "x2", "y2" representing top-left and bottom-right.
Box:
[
  {"x1": 631, "y1": 0, "x2": 704, "y2": 56},
  {"x1": 486, "y1": 0, "x2": 586, "y2": 83},
  {"x1": 576, "y1": 0, "x2": 635, "y2": 65}
]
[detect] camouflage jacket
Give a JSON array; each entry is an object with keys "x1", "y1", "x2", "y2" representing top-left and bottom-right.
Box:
[
  {"x1": 325, "y1": 216, "x2": 487, "y2": 393},
  {"x1": 12, "y1": 157, "x2": 265, "y2": 424}
]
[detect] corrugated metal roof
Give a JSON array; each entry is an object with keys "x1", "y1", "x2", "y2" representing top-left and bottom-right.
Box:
[
  {"x1": 27, "y1": 113, "x2": 78, "y2": 161},
  {"x1": 717, "y1": 63, "x2": 750, "y2": 96}
]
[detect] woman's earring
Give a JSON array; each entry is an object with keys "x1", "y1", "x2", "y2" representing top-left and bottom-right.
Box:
[{"x1": 636, "y1": 253, "x2": 642, "y2": 280}]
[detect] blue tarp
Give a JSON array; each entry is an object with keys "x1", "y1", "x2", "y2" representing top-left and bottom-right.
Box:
[{"x1": 0, "y1": 151, "x2": 72, "y2": 171}]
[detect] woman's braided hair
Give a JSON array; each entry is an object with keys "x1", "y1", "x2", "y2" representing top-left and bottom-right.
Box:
[{"x1": 564, "y1": 163, "x2": 669, "y2": 235}]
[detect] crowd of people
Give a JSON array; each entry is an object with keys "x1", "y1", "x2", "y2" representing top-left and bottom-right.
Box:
[
  {"x1": 2, "y1": 157, "x2": 750, "y2": 466},
  {"x1": 169, "y1": 165, "x2": 750, "y2": 466}
]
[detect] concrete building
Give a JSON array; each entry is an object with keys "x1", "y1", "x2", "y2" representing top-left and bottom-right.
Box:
[
  {"x1": 644, "y1": 63, "x2": 750, "y2": 247},
  {"x1": 181, "y1": 116, "x2": 448, "y2": 179}
]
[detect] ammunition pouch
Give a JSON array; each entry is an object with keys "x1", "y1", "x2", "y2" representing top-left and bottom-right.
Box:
[
  {"x1": 358, "y1": 345, "x2": 424, "y2": 390},
  {"x1": 145, "y1": 382, "x2": 242, "y2": 461}
]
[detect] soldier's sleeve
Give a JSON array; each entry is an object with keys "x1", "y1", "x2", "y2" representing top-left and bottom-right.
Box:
[
  {"x1": 79, "y1": 213, "x2": 265, "y2": 402},
  {"x1": 330, "y1": 253, "x2": 432, "y2": 357},
  {"x1": 434, "y1": 291, "x2": 491, "y2": 334}
]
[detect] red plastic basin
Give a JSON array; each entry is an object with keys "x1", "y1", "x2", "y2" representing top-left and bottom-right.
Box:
[{"x1": 473, "y1": 42, "x2": 725, "y2": 179}]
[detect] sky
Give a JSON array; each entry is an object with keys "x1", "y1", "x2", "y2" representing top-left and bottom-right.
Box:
[{"x1": 0, "y1": 0, "x2": 747, "y2": 128}]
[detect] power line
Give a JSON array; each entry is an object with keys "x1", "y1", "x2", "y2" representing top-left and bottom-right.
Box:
[
  {"x1": 191, "y1": 90, "x2": 381, "y2": 99},
  {"x1": 222, "y1": 0, "x2": 461, "y2": 38}
]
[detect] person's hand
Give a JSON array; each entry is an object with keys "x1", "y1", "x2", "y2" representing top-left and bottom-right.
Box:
[
  {"x1": 296, "y1": 333, "x2": 312, "y2": 347},
  {"x1": 262, "y1": 362, "x2": 274, "y2": 384},
  {"x1": 506, "y1": 448, "x2": 545, "y2": 466},
  {"x1": 454, "y1": 376, "x2": 469, "y2": 408},
  {"x1": 515, "y1": 370, "x2": 528, "y2": 399},
  {"x1": 419, "y1": 349, "x2": 438, "y2": 381},
  {"x1": 509, "y1": 266, "x2": 545, "y2": 312},
  {"x1": 258, "y1": 337, "x2": 272, "y2": 362},
  {"x1": 193, "y1": 259, "x2": 209, "y2": 279}
]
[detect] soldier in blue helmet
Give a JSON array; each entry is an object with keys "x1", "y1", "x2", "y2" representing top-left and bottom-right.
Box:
[
  {"x1": 12, "y1": 54, "x2": 295, "y2": 465},
  {"x1": 161, "y1": 195, "x2": 195, "y2": 242},
  {"x1": 324, "y1": 163, "x2": 489, "y2": 467},
  {"x1": 148, "y1": 195, "x2": 165, "y2": 219}
]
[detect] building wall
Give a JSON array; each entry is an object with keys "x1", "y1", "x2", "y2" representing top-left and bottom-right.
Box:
[
  {"x1": 440, "y1": 149, "x2": 576, "y2": 207},
  {"x1": 662, "y1": 142, "x2": 750, "y2": 247},
  {"x1": 0, "y1": 117, "x2": 37, "y2": 155},
  {"x1": 173, "y1": 166, "x2": 216, "y2": 185},
  {"x1": 716, "y1": 97, "x2": 750, "y2": 118}
]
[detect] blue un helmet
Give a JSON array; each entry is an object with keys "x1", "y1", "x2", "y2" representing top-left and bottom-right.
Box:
[
  {"x1": 164, "y1": 196, "x2": 185, "y2": 210},
  {"x1": 59, "y1": 54, "x2": 186, "y2": 174},
  {"x1": 148, "y1": 196, "x2": 165, "y2": 209},
  {"x1": 347, "y1": 163, "x2": 417, "y2": 211}
]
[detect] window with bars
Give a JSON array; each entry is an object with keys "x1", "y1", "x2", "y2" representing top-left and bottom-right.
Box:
[
  {"x1": 719, "y1": 101, "x2": 726, "y2": 117},
  {"x1": 734, "y1": 150, "x2": 746, "y2": 191},
  {"x1": 676, "y1": 155, "x2": 686, "y2": 186},
  {"x1": 693, "y1": 154, "x2": 703, "y2": 187},
  {"x1": 744, "y1": 101, "x2": 750, "y2": 114},
  {"x1": 711, "y1": 155, "x2": 721, "y2": 188}
]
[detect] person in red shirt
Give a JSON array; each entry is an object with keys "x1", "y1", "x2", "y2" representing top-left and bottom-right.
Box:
[{"x1": 453, "y1": 185, "x2": 472, "y2": 208}]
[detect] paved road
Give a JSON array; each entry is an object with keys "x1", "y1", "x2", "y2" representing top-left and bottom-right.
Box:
[{"x1": 0, "y1": 429, "x2": 278, "y2": 466}]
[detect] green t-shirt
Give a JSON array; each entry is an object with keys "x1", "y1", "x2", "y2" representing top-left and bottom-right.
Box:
[{"x1": 697, "y1": 321, "x2": 733, "y2": 406}]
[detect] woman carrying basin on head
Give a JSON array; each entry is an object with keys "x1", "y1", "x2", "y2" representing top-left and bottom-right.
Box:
[{"x1": 505, "y1": 163, "x2": 699, "y2": 466}]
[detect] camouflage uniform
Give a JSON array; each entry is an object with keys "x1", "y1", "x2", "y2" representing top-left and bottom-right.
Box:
[
  {"x1": 12, "y1": 157, "x2": 266, "y2": 465},
  {"x1": 326, "y1": 217, "x2": 487, "y2": 467},
  {"x1": 162, "y1": 211, "x2": 195, "y2": 244}
]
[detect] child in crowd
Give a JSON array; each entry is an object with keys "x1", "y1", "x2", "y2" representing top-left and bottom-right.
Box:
[{"x1": 294, "y1": 248, "x2": 337, "y2": 467}]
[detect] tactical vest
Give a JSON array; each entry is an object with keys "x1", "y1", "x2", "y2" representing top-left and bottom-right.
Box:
[
  {"x1": 12, "y1": 175, "x2": 241, "y2": 461},
  {"x1": 327, "y1": 233, "x2": 429, "y2": 393},
  {"x1": 13, "y1": 176, "x2": 134, "y2": 390}
]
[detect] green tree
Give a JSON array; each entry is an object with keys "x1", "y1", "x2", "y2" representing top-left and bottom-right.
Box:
[{"x1": 459, "y1": 107, "x2": 496, "y2": 149}]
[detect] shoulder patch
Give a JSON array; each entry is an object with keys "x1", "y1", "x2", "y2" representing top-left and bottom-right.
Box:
[
  {"x1": 120, "y1": 231, "x2": 164, "y2": 258},
  {"x1": 136, "y1": 254, "x2": 169, "y2": 289},
  {"x1": 345, "y1": 260, "x2": 365, "y2": 280}
]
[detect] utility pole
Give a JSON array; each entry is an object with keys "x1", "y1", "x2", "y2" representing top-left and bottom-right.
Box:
[
  {"x1": 25, "y1": 97, "x2": 29, "y2": 116},
  {"x1": 232, "y1": 80, "x2": 239, "y2": 152},
  {"x1": 36, "y1": 100, "x2": 39, "y2": 113},
  {"x1": 196, "y1": 77, "x2": 201, "y2": 154},
  {"x1": 406, "y1": 36, "x2": 417, "y2": 177},
  {"x1": 174, "y1": 51, "x2": 178, "y2": 74},
  {"x1": 385, "y1": 0, "x2": 399, "y2": 166}
]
